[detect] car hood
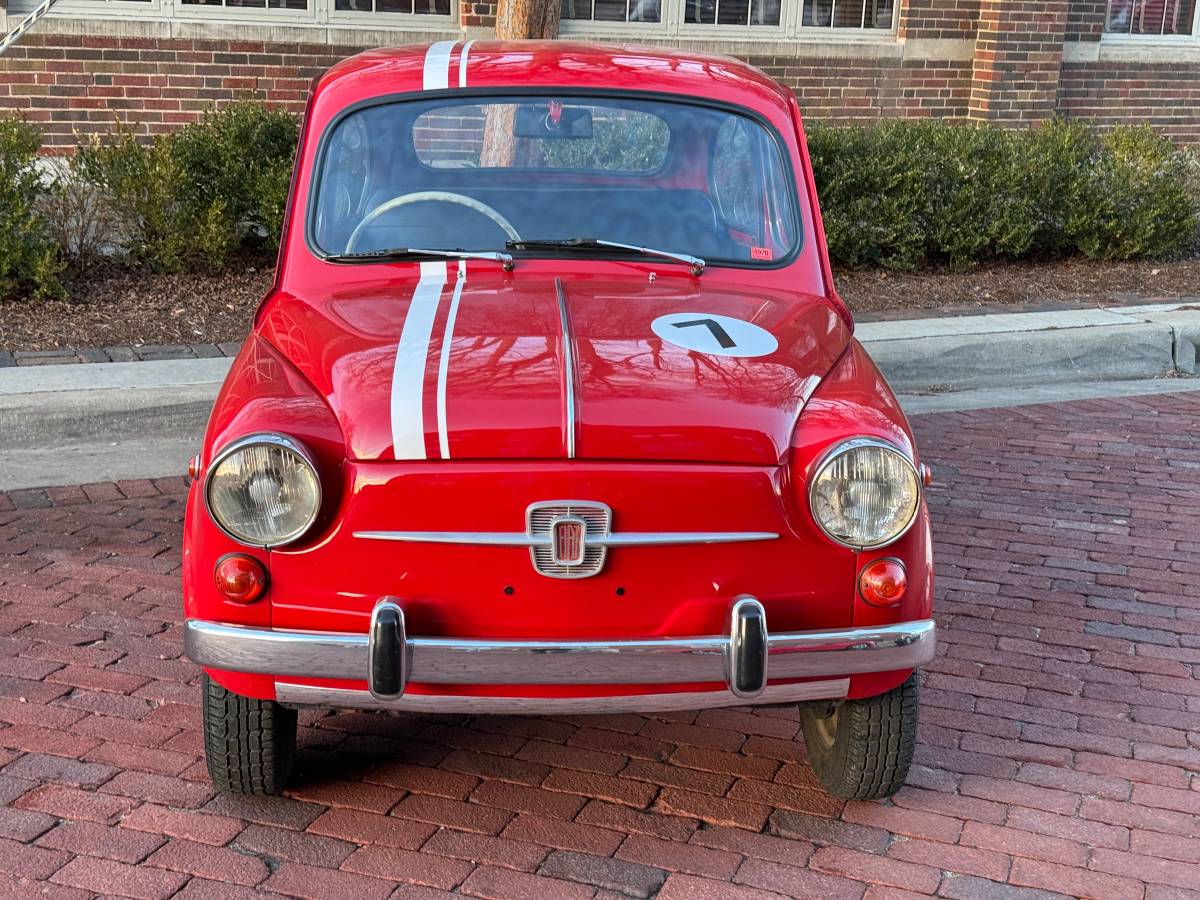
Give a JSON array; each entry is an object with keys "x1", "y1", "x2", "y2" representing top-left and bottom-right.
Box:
[{"x1": 259, "y1": 266, "x2": 851, "y2": 466}]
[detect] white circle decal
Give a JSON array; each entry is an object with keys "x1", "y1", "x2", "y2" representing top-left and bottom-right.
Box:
[{"x1": 651, "y1": 312, "x2": 779, "y2": 358}]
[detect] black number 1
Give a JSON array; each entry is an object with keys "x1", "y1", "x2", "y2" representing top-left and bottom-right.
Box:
[{"x1": 672, "y1": 318, "x2": 737, "y2": 350}]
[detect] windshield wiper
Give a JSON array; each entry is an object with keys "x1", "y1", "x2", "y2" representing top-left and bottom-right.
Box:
[
  {"x1": 328, "y1": 247, "x2": 514, "y2": 270},
  {"x1": 506, "y1": 238, "x2": 705, "y2": 276}
]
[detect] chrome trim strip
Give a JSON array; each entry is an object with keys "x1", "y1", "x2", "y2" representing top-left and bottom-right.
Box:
[
  {"x1": 275, "y1": 678, "x2": 851, "y2": 715},
  {"x1": 555, "y1": 278, "x2": 577, "y2": 460},
  {"x1": 351, "y1": 530, "x2": 779, "y2": 546},
  {"x1": 185, "y1": 618, "x2": 935, "y2": 685}
]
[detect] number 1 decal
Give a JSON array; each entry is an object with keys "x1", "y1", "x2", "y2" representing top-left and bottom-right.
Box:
[{"x1": 651, "y1": 312, "x2": 779, "y2": 359}]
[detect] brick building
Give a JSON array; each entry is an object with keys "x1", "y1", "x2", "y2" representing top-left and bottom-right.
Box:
[{"x1": 0, "y1": 0, "x2": 1197, "y2": 148}]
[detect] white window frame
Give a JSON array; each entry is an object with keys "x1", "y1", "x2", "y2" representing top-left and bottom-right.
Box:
[
  {"x1": 41, "y1": 0, "x2": 458, "y2": 28},
  {"x1": 559, "y1": 0, "x2": 898, "y2": 41},
  {"x1": 1101, "y1": 0, "x2": 1200, "y2": 44},
  {"x1": 171, "y1": 0, "x2": 319, "y2": 25},
  {"x1": 37, "y1": 0, "x2": 165, "y2": 17},
  {"x1": 326, "y1": 0, "x2": 457, "y2": 29}
]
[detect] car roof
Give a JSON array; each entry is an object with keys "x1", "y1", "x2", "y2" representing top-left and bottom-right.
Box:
[{"x1": 311, "y1": 40, "x2": 797, "y2": 123}]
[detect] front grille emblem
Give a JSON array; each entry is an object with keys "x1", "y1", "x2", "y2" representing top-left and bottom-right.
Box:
[
  {"x1": 527, "y1": 501, "x2": 611, "y2": 579},
  {"x1": 551, "y1": 517, "x2": 586, "y2": 566}
]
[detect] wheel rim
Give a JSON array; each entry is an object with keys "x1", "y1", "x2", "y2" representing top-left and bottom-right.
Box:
[{"x1": 813, "y1": 707, "x2": 840, "y2": 749}]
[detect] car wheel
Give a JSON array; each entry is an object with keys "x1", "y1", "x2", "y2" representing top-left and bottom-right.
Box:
[
  {"x1": 799, "y1": 671, "x2": 919, "y2": 800},
  {"x1": 201, "y1": 674, "x2": 297, "y2": 795}
]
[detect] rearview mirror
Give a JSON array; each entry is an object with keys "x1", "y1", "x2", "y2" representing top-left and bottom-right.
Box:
[{"x1": 513, "y1": 104, "x2": 594, "y2": 139}]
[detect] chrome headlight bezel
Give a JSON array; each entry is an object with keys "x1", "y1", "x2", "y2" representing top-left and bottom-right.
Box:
[
  {"x1": 807, "y1": 436, "x2": 921, "y2": 551},
  {"x1": 203, "y1": 432, "x2": 322, "y2": 549}
]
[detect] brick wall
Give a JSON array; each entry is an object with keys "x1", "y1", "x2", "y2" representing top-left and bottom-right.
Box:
[
  {"x1": 969, "y1": 0, "x2": 1070, "y2": 123},
  {"x1": 0, "y1": 31, "x2": 348, "y2": 148},
  {"x1": 751, "y1": 54, "x2": 975, "y2": 122},
  {"x1": 1059, "y1": 60, "x2": 1200, "y2": 143},
  {"x1": 0, "y1": 0, "x2": 1197, "y2": 146},
  {"x1": 900, "y1": 0, "x2": 982, "y2": 38}
]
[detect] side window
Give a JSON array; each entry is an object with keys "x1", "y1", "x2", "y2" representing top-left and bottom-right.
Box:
[{"x1": 711, "y1": 117, "x2": 761, "y2": 235}]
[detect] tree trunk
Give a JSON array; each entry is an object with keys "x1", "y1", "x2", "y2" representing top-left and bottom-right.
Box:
[
  {"x1": 483, "y1": 0, "x2": 560, "y2": 166},
  {"x1": 494, "y1": 0, "x2": 560, "y2": 39}
]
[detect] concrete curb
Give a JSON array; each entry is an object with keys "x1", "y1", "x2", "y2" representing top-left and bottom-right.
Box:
[
  {"x1": 857, "y1": 302, "x2": 1200, "y2": 392},
  {"x1": 2, "y1": 302, "x2": 1198, "y2": 490}
]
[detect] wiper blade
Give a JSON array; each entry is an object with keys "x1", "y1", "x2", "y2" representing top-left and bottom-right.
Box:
[
  {"x1": 328, "y1": 247, "x2": 514, "y2": 270},
  {"x1": 506, "y1": 238, "x2": 705, "y2": 276}
]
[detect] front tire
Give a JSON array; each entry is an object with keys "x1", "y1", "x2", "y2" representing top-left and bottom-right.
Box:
[
  {"x1": 202, "y1": 675, "x2": 297, "y2": 795},
  {"x1": 800, "y1": 672, "x2": 919, "y2": 800}
]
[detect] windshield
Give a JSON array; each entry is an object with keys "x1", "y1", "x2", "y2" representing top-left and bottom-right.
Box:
[{"x1": 311, "y1": 95, "x2": 799, "y2": 266}]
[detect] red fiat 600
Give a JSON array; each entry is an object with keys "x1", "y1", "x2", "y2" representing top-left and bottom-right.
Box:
[{"x1": 183, "y1": 41, "x2": 935, "y2": 801}]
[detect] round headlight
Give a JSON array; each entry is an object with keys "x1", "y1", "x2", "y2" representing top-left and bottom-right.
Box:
[
  {"x1": 204, "y1": 434, "x2": 321, "y2": 548},
  {"x1": 809, "y1": 437, "x2": 920, "y2": 550}
]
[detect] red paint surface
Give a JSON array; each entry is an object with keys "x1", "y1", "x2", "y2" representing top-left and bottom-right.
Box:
[{"x1": 184, "y1": 42, "x2": 932, "y2": 705}]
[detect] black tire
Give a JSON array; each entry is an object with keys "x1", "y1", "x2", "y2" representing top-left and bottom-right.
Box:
[
  {"x1": 201, "y1": 674, "x2": 297, "y2": 795},
  {"x1": 800, "y1": 672, "x2": 920, "y2": 800}
]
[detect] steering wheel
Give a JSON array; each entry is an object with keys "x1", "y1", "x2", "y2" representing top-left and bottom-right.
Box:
[{"x1": 345, "y1": 190, "x2": 522, "y2": 253}]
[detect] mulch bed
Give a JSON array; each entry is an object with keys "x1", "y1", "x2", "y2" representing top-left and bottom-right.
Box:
[
  {"x1": 1, "y1": 255, "x2": 1198, "y2": 353},
  {"x1": 0, "y1": 261, "x2": 272, "y2": 354},
  {"x1": 838, "y1": 255, "x2": 1200, "y2": 319}
]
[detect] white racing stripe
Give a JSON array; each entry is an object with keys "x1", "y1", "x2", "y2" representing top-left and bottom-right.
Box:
[
  {"x1": 391, "y1": 261, "x2": 448, "y2": 459},
  {"x1": 423, "y1": 40, "x2": 457, "y2": 91},
  {"x1": 458, "y1": 40, "x2": 474, "y2": 88},
  {"x1": 393, "y1": 41, "x2": 469, "y2": 459},
  {"x1": 436, "y1": 261, "x2": 466, "y2": 459}
]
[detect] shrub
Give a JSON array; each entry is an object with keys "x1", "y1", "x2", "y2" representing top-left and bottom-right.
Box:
[
  {"x1": 72, "y1": 103, "x2": 298, "y2": 272},
  {"x1": 807, "y1": 120, "x2": 926, "y2": 270},
  {"x1": 0, "y1": 118, "x2": 64, "y2": 300},
  {"x1": 1022, "y1": 118, "x2": 1097, "y2": 256},
  {"x1": 40, "y1": 156, "x2": 119, "y2": 268},
  {"x1": 915, "y1": 122, "x2": 1040, "y2": 268},
  {"x1": 807, "y1": 118, "x2": 1199, "y2": 270},
  {"x1": 171, "y1": 102, "x2": 299, "y2": 253},
  {"x1": 74, "y1": 125, "x2": 195, "y2": 271},
  {"x1": 1070, "y1": 126, "x2": 1198, "y2": 260}
]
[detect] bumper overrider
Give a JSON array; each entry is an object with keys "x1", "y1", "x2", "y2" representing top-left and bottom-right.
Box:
[{"x1": 184, "y1": 597, "x2": 936, "y2": 714}]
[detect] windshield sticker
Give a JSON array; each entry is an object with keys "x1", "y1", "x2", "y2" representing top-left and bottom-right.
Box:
[
  {"x1": 751, "y1": 246, "x2": 773, "y2": 261},
  {"x1": 651, "y1": 312, "x2": 779, "y2": 358}
]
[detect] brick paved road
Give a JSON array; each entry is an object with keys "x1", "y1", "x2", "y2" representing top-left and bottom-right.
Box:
[{"x1": 0, "y1": 391, "x2": 1198, "y2": 899}]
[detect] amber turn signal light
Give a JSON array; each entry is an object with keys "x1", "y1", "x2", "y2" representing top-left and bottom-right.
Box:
[
  {"x1": 214, "y1": 554, "x2": 269, "y2": 604},
  {"x1": 858, "y1": 558, "x2": 907, "y2": 607}
]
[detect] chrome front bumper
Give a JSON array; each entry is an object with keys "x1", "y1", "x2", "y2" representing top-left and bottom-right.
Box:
[{"x1": 184, "y1": 597, "x2": 936, "y2": 713}]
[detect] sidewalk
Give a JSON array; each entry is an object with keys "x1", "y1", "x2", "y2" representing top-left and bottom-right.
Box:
[{"x1": 2, "y1": 302, "x2": 1198, "y2": 490}]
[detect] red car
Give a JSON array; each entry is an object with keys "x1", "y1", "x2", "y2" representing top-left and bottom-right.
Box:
[{"x1": 183, "y1": 40, "x2": 935, "y2": 801}]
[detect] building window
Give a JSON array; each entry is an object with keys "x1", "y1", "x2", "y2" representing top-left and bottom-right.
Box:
[
  {"x1": 180, "y1": 0, "x2": 309, "y2": 7},
  {"x1": 335, "y1": 0, "x2": 451, "y2": 13},
  {"x1": 803, "y1": 0, "x2": 893, "y2": 28},
  {"x1": 1105, "y1": 0, "x2": 1198, "y2": 35},
  {"x1": 561, "y1": 0, "x2": 895, "y2": 32},
  {"x1": 684, "y1": 0, "x2": 780, "y2": 26},
  {"x1": 562, "y1": 0, "x2": 661, "y2": 23}
]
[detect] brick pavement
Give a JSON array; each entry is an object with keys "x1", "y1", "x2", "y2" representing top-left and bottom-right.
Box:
[{"x1": 0, "y1": 391, "x2": 1197, "y2": 898}]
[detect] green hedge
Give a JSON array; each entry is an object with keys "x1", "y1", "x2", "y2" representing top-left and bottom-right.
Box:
[
  {"x1": 0, "y1": 119, "x2": 64, "y2": 300},
  {"x1": 807, "y1": 119, "x2": 1199, "y2": 270},
  {"x1": 1, "y1": 108, "x2": 1197, "y2": 302},
  {"x1": 72, "y1": 102, "x2": 298, "y2": 272}
]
